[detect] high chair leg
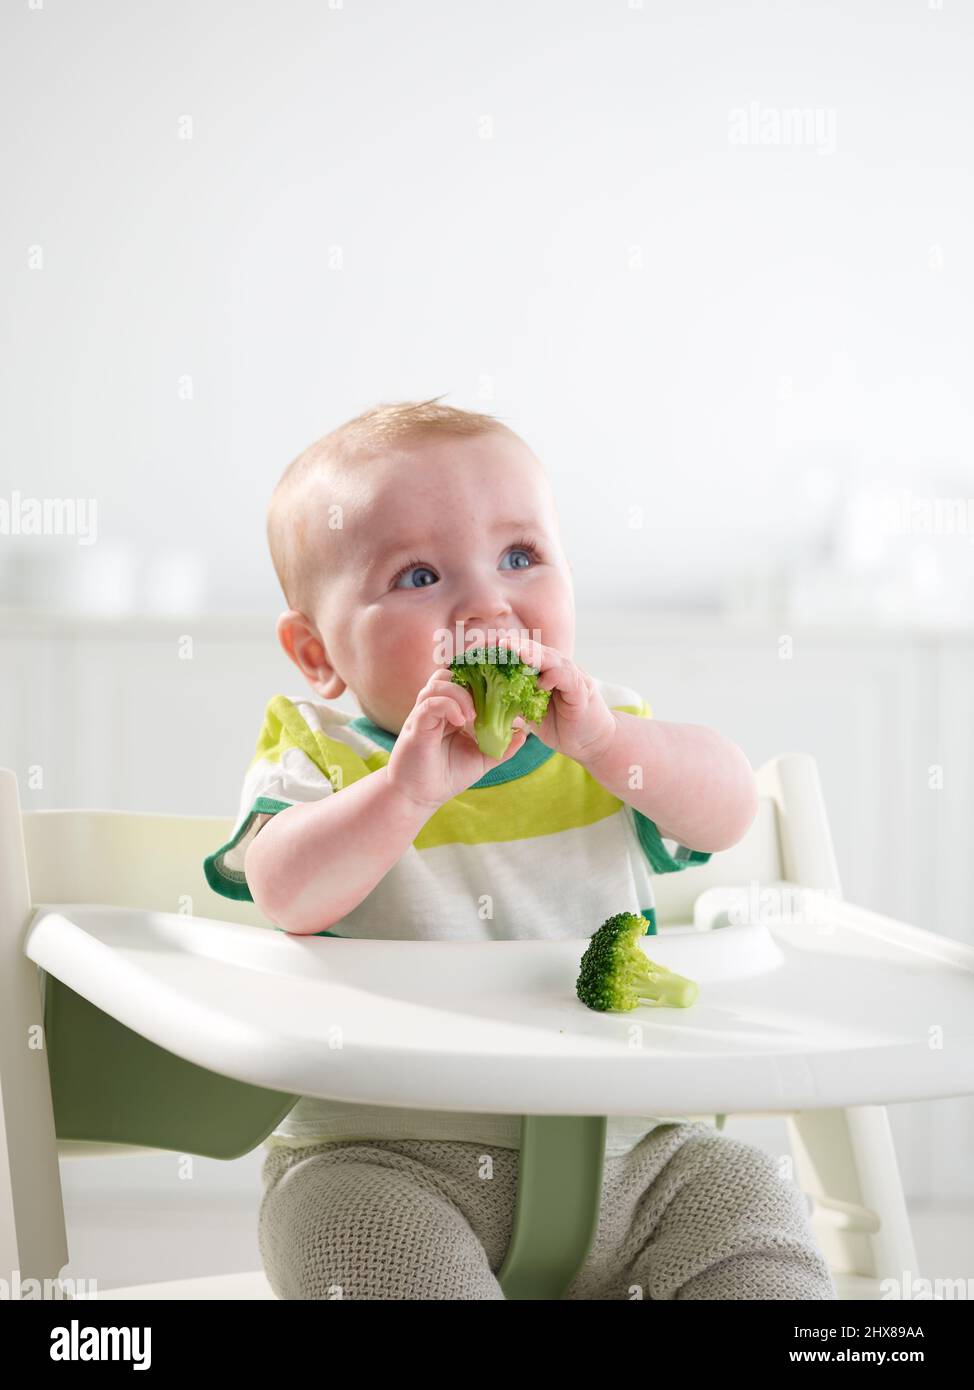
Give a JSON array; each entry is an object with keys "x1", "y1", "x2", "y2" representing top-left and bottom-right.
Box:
[
  {"x1": 497, "y1": 1115, "x2": 607, "y2": 1299},
  {"x1": 0, "y1": 769, "x2": 69, "y2": 1295},
  {"x1": 786, "y1": 1105, "x2": 919, "y2": 1290}
]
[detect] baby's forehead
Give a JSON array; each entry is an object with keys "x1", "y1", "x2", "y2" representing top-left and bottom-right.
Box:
[
  {"x1": 311, "y1": 438, "x2": 558, "y2": 551},
  {"x1": 362, "y1": 494, "x2": 552, "y2": 551}
]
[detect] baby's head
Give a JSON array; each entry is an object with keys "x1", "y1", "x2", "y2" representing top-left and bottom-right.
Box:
[{"x1": 266, "y1": 397, "x2": 575, "y2": 734}]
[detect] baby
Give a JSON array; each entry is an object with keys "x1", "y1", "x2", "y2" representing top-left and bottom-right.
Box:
[{"x1": 204, "y1": 396, "x2": 837, "y2": 1300}]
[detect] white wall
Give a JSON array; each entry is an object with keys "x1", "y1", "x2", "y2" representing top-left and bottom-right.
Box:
[{"x1": 2, "y1": 0, "x2": 973, "y2": 619}]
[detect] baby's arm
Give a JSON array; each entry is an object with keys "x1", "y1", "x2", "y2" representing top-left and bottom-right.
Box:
[
  {"x1": 245, "y1": 767, "x2": 433, "y2": 935},
  {"x1": 247, "y1": 668, "x2": 520, "y2": 934},
  {"x1": 581, "y1": 714, "x2": 758, "y2": 853}
]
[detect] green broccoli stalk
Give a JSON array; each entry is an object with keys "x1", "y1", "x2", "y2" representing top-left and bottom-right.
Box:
[
  {"x1": 576, "y1": 911, "x2": 699, "y2": 1012},
  {"x1": 449, "y1": 645, "x2": 551, "y2": 759}
]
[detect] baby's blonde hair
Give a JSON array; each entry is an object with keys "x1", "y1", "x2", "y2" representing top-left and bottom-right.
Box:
[{"x1": 267, "y1": 395, "x2": 517, "y2": 614}]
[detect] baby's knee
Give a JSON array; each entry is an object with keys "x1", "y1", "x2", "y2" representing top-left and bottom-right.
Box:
[
  {"x1": 260, "y1": 1156, "x2": 501, "y2": 1300},
  {"x1": 635, "y1": 1133, "x2": 836, "y2": 1300},
  {"x1": 675, "y1": 1130, "x2": 805, "y2": 1213}
]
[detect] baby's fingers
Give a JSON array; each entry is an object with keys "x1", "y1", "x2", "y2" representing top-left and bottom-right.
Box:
[
  {"x1": 414, "y1": 694, "x2": 468, "y2": 734},
  {"x1": 425, "y1": 668, "x2": 476, "y2": 724}
]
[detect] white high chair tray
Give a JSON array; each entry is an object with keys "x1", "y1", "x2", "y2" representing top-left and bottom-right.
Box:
[{"x1": 25, "y1": 883, "x2": 974, "y2": 1118}]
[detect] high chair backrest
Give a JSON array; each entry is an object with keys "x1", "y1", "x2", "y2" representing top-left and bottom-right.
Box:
[
  {"x1": 22, "y1": 805, "x2": 781, "y2": 927},
  {"x1": 654, "y1": 751, "x2": 844, "y2": 918},
  {"x1": 20, "y1": 752, "x2": 839, "y2": 927},
  {"x1": 22, "y1": 809, "x2": 270, "y2": 927}
]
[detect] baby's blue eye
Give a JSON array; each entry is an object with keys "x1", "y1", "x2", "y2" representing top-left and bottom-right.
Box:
[
  {"x1": 394, "y1": 564, "x2": 437, "y2": 589},
  {"x1": 500, "y1": 546, "x2": 535, "y2": 570}
]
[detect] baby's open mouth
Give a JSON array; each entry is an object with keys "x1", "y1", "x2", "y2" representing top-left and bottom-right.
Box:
[{"x1": 446, "y1": 628, "x2": 529, "y2": 667}]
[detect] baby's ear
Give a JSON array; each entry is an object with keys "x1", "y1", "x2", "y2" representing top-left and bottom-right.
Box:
[
  {"x1": 276, "y1": 610, "x2": 343, "y2": 698},
  {"x1": 310, "y1": 670, "x2": 346, "y2": 700}
]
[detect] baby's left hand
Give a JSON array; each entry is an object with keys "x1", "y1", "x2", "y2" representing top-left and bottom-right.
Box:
[{"x1": 498, "y1": 637, "x2": 618, "y2": 767}]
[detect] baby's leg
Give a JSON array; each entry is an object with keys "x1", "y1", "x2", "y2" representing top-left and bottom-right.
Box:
[
  {"x1": 258, "y1": 1138, "x2": 517, "y2": 1300},
  {"x1": 568, "y1": 1122, "x2": 837, "y2": 1301}
]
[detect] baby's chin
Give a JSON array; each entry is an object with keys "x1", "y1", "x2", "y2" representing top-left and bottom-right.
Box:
[{"x1": 357, "y1": 700, "x2": 403, "y2": 733}]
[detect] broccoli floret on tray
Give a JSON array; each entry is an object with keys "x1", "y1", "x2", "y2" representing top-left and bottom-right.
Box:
[{"x1": 576, "y1": 912, "x2": 699, "y2": 1012}]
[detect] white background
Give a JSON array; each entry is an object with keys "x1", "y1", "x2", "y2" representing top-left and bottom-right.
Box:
[{"x1": 2, "y1": 0, "x2": 974, "y2": 622}]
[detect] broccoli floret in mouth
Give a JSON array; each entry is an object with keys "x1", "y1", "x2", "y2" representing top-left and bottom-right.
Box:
[{"x1": 448, "y1": 644, "x2": 551, "y2": 759}]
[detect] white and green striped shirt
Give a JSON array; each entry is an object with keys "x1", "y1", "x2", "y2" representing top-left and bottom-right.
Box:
[{"x1": 204, "y1": 676, "x2": 712, "y2": 1157}]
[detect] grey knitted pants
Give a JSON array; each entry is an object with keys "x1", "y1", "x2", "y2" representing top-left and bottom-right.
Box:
[{"x1": 257, "y1": 1120, "x2": 838, "y2": 1300}]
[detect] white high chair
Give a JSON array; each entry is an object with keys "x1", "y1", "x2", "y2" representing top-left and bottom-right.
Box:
[{"x1": 2, "y1": 753, "x2": 971, "y2": 1301}]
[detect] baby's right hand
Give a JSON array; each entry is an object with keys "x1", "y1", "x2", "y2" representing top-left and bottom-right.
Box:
[{"x1": 386, "y1": 668, "x2": 529, "y2": 813}]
